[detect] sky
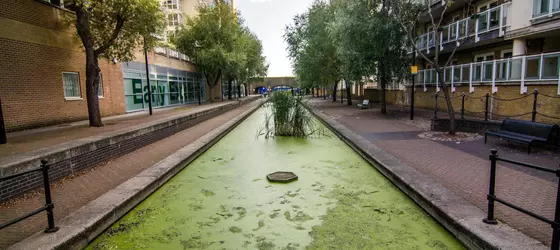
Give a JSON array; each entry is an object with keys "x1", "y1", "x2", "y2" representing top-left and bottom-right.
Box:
[{"x1": 236, "y1": 0, "x2": 314, "y2": 77}]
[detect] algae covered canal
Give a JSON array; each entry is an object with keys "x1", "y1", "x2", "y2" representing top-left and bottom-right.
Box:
[{"x1": 87, "y1": 108, "x2": 464, "y2": 250}]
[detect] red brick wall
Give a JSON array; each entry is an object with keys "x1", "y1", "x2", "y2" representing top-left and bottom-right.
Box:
[{"x1": 0, "y1": 0, "x2": 126, "y2": 132}]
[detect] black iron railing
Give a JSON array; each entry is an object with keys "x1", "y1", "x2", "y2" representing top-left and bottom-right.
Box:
[
  {"x1": 484, "y1": 150, "x2": 560, "y2": 249},
  {"x1": 433, "y1": 89, "x2": 560, "y2": 122},
  {"x1": 0, "y1": 160, "x2": 58, "y2": 233}
]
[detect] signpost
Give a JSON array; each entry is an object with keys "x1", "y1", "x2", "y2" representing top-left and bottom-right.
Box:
[{"x1": 410, "y1": 49, "x2": 417, "y2": 120}]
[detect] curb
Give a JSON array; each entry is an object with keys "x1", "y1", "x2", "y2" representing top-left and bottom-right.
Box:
[
  {"x1": 8, "y1": 100, "x2": 264, "y2": 250},
  {"x1": 307, "y1": 104, "x2": 547, "y2": 250}
]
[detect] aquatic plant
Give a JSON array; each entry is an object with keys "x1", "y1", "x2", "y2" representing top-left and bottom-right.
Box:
[{"x1": 259, "y1": 92, "x2": 320, "y2": 138}]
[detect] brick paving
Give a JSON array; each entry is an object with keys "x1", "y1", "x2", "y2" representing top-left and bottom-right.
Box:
[
  {"x1": 310, "y1": 99, "x2": 559, "y2": 246},
  {"x1": 0, "y1": 101, "x2": 236, "y2": 158},
  {"x1": 0, "y1": 100, "x2": 260, "y2": 249}
]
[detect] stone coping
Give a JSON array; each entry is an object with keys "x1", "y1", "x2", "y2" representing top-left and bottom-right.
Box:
[
  {"x1": 307, "y1": 106, "x2": 547, "y2": 250},
  {"x1": 8, "y1": 100, "x2": 263, "y2": 250},
  {"x1": 0, "y1": 97, "x2": 260, "y2": 177}
]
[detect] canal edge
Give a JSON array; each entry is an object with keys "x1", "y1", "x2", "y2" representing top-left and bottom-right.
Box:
[
  {"x1": 8, "y1": 99, "x2": 265, "y2": 250},
  {"x1": 306, "y1": 104, "x2": 547, "y2": 250}
]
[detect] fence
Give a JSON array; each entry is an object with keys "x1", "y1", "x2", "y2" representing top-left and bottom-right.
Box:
[
  {"x1": 0, "y1": 160, "x2": 58, "y2": 233},
  {"x1": 432, "y1": 89, "x2": 560, "y2": 123},
  {"x1": 412, "y1": 51, "x2": 560, "y2": 96},
  {"x1": 484, "y1": 149, "x2": 560, "y2": 250}
]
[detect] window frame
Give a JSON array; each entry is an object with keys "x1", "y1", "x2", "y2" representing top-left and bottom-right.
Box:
[{"x1": 62, "y1": 72, "x2": 82, "y2": 100}]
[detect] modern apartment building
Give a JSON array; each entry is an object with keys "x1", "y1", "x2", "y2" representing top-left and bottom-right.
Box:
[
  {"x1": 408, "y1": 0, "x2": 560, "y2": 122},
  {"x1": 0, "y1": 0, "x2": 235, "y2": 132}
]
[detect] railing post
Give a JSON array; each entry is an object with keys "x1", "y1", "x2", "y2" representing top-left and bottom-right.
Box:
[
  {"x1": 483, "y1": 149, "x2": 498, "y2": 225},
  {"x1": 532, "y1": 89, "x2": 538, "y2": 122},
  {"x1": 469, "y1": 63, "x2": 474, "y2": 93},
  {"x1": 41, "y1": 160, "x2": 59, "y2": 233},
  {"x1": 461, "y1": 93, "x2": 465, "y2": 119},
  {"x1": 499, "y1": 5, "x2": 504, "y2": 37},
  {"x1": 551, "y1": 167, "x2": 560, "y2": 250},
  {"x1": 434, "y1": 93, "x2": 438, "y2": 119},
  {"x1": 485, "y1": 93, "x2": 490, "y2": 121}
]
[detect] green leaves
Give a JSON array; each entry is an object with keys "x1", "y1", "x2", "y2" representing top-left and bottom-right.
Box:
[
  {"x1": 284, "y1": 1, "x2": 341, "y2": 89},
  {"x1": 175, "y1": 0, "x2": 267, "y2": 92},
  {"x1": 66, "y1": 0, "x2": 165, "y2": 62}
]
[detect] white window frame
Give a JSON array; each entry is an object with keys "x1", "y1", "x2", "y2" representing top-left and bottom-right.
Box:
[
  {"x1": 62, "y1": 72, "x2": 82, "y2": 100},
  {"x1": 477, "y1": 0, "x2": 498, "y2": 12},
  {"x1": 475, "y1": 52, "x2": 495, "y2": 61},
  {"x1": 501, "y1": 49, "x2": 513, "y2": 58},
  {"x1": 167, "y1": 13, "x2": 182, "y2": 26},
  {"x1": 98, "y1": 73, "x2": 104, "y2": 98},
  {"x1": 162, "y1": 0, "x2": 179, "y2": 10}
]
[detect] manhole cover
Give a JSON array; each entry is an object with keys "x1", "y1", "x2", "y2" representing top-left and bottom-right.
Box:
[{"x1": 267, "y1": 171, "x2": 298, "y2": 183}]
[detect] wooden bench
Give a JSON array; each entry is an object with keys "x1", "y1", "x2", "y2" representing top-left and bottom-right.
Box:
[
  {"x1": 485, "y1": 118, "x2": 559, "y2": 154},
  {"x1": 357, "y1": 100, "x2": 369, "y2": 109}
]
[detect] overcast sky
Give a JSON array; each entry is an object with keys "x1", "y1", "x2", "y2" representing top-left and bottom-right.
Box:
[{"x1": 237, "y1": 0, "x2": 314, "y2": 77}]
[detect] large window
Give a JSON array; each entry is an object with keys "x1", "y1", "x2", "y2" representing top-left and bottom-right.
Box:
[
  {"x1": 162, "y1": 0, "x2": 179, "y2": 9},
  {"x1": 167, "y1": 13, "x2": 182, "y2": 26},
  {"x1": 62, "y1": 72, "x2": 81, "y2": 99},
  {"x1": 533, "y1": 0, "x2": 560, "y2": 17}
]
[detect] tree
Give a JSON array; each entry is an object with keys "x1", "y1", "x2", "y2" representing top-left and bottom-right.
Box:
[
  {"x1": 176, "y1": 0, "x2": 238, "y2": 102},
  {"x1": 396, "y1": 0, "x2": 475, "y2": 135},
  {"x1": 65, "y1": 0, "x2": 164, "y2": 127},
  {"x1": 285, "y1": 1, "x2": 342, "y2": 102},
  {"x1": 330, "y1": 0, "x2": 409, "y2": 113},
  {"x1": 236, "y1": 28, "x2": 268, "y2": 98}
]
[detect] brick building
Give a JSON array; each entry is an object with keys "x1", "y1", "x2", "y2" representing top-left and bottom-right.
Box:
[
  {"x1": 405, "y1": 0, "x2": 560, "y2": 123},
  {"x1": 0, "y1": 0, "x2": 233, "y2": 133}
]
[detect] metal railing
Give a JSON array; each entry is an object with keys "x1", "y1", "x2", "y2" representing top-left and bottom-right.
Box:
[
  {"x1": 412, "y1": 51, "x2": 560, "y2": 95},
  {"x1": 532, "y1": 0, "x2": 560, "y2": 20},
  {"x1": 432, "y1": 89, "x2": 560, "y2": 122},
  {"x1": 484, "y1": 150, "x2": 560, "y2": 250},
  {"x1": 0, "y1": 160, "x2": 58, "y2": 233},
  {"x1": 153, "y1": 47, "x2": 190, "y2": 62},
  {"x1": 410, "y1": 2, "x2": 511, "y2": 54}
]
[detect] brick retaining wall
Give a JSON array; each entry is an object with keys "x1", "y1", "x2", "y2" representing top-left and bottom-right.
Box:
[{"x1": 0, "y1": 97, "x2": 260, "y2": 202}]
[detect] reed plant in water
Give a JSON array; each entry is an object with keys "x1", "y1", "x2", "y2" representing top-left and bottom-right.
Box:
[{"x1": 259, "y1": 92, "x2": 321, "y2": 138}]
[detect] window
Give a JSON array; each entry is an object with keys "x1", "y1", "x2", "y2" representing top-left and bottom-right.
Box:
[
  {"x1": 474, "y1": 53, "x2": 494, "y2": 81},
  {"x1": 98, "y1": 73, "x2": 104, "y2": 97},
  {"x1": 477, "y1": 1, "x2": 499, "y2": 32},
  {"x1": 162, "y1": 0, "x2": 179, "y2": 9},
  {"x1": 533, "y1": 0, "x2": 560, "y2": 17},
  {"x1": 167, "y1": 13, "x2": 182, "y2": 26},
  {"x1": 62, "y1": 72, "x2": 81, "y2": 99}
]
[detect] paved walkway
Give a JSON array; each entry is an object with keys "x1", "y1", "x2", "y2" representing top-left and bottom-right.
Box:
[
  {"x1": 0, "y1": 100, "x2": 245, "y2": 159},
  {"x1": 310, "y1": 99, "x2": 559, "y2": 246},
  {"x1": 0, "y1": 100, "x2": 260, "y2": 249}
]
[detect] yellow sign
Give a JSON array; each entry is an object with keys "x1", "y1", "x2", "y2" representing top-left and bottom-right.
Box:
[{"x1": 411, "y1": 66, "x2": 418, "y2": 75}]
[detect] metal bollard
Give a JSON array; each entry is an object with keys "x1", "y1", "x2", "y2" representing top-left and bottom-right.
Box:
[
  {"x1": 41, "y1": 160, "x2": 59, "y2": 233},
  {"x1": 434, "y1": 93, "x2": 438, "y2": 119},
  {"x1": 483, "y1": 150, "x2": 498, "y2": 225},
  {"x1": 461, "y1": 93, "x2": 465, "y2": 120},
  {"x1": 484, "y1": 93, "x2": 489, "y2": 121}
]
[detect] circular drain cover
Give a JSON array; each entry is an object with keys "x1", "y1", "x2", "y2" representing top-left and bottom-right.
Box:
[{"x1": 267, "y1": 171, "x2": 298, "y2": 183}]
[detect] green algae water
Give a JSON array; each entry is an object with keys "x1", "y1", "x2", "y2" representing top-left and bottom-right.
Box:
[{"x1": 87, "y1": 108, "x2": 464, "y2": 250}]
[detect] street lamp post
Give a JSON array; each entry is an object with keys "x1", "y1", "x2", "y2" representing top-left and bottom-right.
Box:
[{"x1": 143, "y1": 37, "x2": 153, "y2": 116}]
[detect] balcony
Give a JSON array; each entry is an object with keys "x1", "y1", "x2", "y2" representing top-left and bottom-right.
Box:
[
  {"x1": 412, "y1": 51, "x2": 560, "y2": 94},
  {"x1": 532, "y1": 0, "x2": 560, "y2": 20},
  {"x1": 154, "y1": 47, "x2": 190, "y2": 62},
  {"x1": 410, "y1": 2, "x2": 512, "y2": 54}
]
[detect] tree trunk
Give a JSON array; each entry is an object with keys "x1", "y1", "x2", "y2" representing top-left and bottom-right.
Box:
[
  {"x1": 244, "y1": 84, "x2": 248, "y2": 97},
  {"x1": 379, "y1": 63, "x2": 387, "y2": 114},
  {"x1": 332, "y1": 82, "x2": 337, "y2": 102},
  {"x1": 346, "y1": 81, "x2": 352, "y2": 106},
  {"x1": 85, "y1": 46, "x2": 102, "y2": 127},
  {"x1": 227, "y1": 78, "x2": 233, "y2": 100},
  {"x1": 323, "y1": 87, "x2": 326, "y2": 99},
  {"x1": 237, "y1": 84, "x2": 241, "y2": 99},
  {"x1": 437, "y1": 70, "x2": 456, "y2": 135}
]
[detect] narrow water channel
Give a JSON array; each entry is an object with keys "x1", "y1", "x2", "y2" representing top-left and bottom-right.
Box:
[{"x1": 87, "y1": 108, "x2": 463, "y2": 250}]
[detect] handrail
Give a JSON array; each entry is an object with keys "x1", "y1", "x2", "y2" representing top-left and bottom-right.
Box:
[
  {"x1": 0, "y1": 160, "x2": 59, "y2": 233},
  {"x1": 412, "y1": 2, "x2": 511, "y2": 53},
  {"x1": 484, "y1": 150, "x2": 560, "y2": 250}
]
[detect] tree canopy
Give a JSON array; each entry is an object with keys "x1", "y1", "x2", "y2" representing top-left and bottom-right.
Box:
[
  {"x1": 285, "y1": 1, "x2": 342, "y2": 101},
  {"x1": 65, "y1": 0, "x2": 165, "y2": 126},
  {"x1": 176, "y1": 0, "x2": 266, "y2": 101}
]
